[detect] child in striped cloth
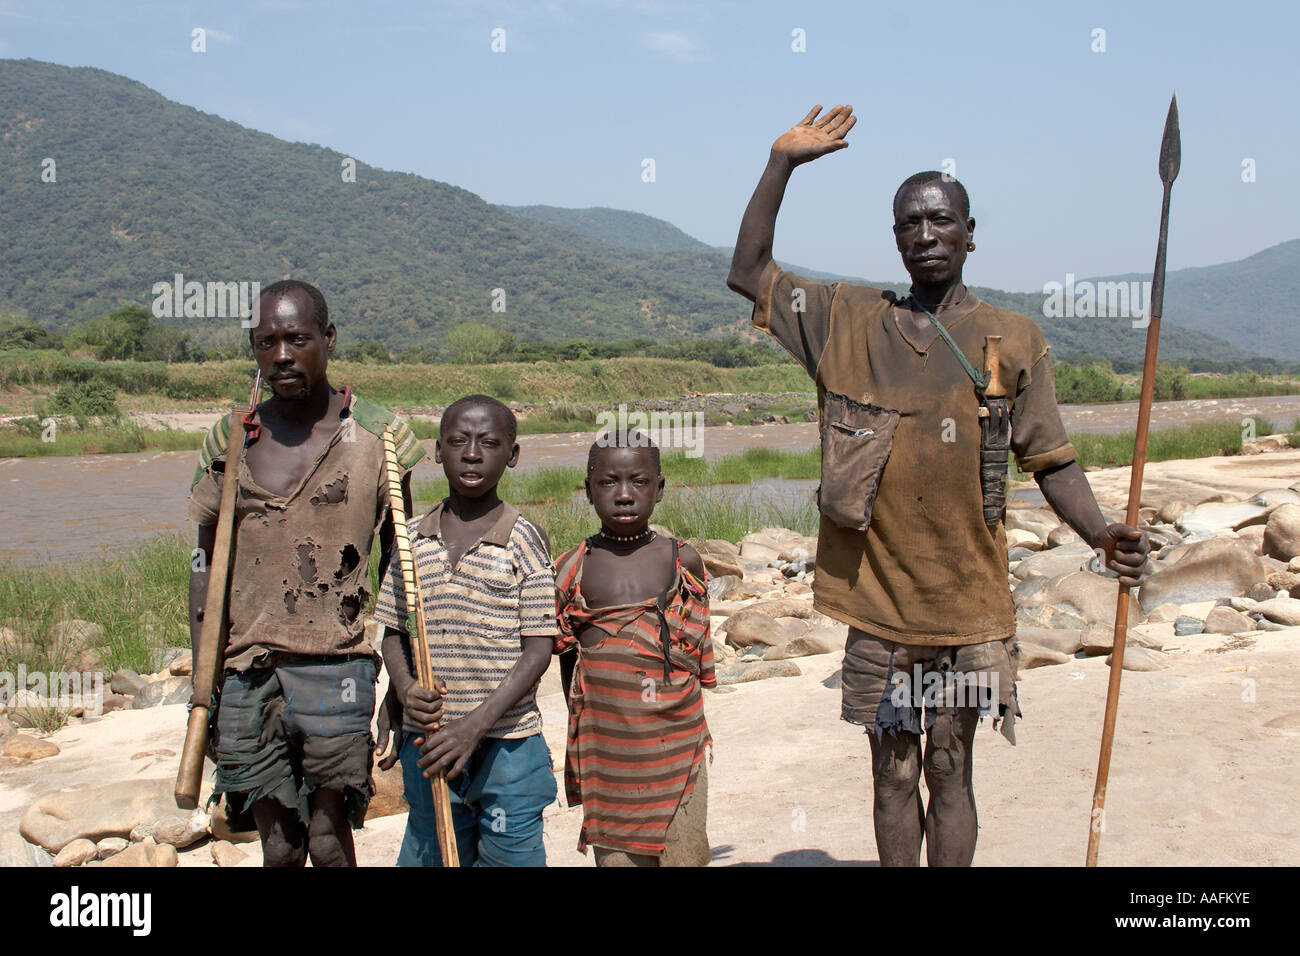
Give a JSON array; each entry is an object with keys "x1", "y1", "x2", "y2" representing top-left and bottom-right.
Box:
[{"x1": 553, "y1": 432, "x2": 716, "y2": 866}]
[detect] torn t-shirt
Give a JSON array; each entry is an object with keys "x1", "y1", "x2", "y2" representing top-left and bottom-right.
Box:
[{"x1": 188, "y1": 391, "x2": 425, "y2": 672}]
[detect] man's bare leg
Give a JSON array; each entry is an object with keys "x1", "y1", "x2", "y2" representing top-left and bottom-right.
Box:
[
  {"x1": 253, "y1": 797, "x2": 308, "y2": 867},
  {"x1": 867, "y1": 729, "x2": 925, "y2": 866},
  {"x1": 922, "y1": 707, "x2": 980, "y2": 866},
  {"x1": 306, "y1": 789, "x2": 357, "y2": 867}
]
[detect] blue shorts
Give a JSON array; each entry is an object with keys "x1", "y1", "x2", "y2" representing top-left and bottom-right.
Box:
[{"x1": 397, "y1": 732, "x2": 557, "y2": 867}]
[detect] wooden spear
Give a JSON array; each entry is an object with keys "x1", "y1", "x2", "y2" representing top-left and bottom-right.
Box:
[
  {"x1": 382, "y1": 424, "x2": 460, "y2": 867},
  {"x1": 1086, "y1": 93, "x2": 1181, "y2": 866},
  {"x1": 176, "y1": 370, "x2": 263, "y2": 809}
]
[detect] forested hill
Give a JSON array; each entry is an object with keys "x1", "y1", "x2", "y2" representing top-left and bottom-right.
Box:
[{"x1": 0, "y1": 59, "x2": 1278, "y2": 365}]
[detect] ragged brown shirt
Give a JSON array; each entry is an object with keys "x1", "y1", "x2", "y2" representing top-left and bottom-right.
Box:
[
  {"x1": 188, "y1": 392, "x2": 425, "y2": 671},
  {"x1": 753, "y1": 261, "x2": 1077, "y2": 646}
]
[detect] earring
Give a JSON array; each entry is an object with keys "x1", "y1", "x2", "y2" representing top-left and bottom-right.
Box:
[{"x1": 966, "y1": 241, "x2": 976, "y2": 252}]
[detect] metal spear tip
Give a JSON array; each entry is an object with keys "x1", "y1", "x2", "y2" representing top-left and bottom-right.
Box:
[{"x1": 1159, "y1": 92, "x2": 1180, "y2": 185}]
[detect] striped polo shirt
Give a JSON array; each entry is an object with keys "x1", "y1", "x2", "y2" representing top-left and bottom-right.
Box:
[{"x1": 373, "y1": 500, "x2": 557, "y2": 739}]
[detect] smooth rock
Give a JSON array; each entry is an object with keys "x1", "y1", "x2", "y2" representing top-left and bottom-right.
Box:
[
  {"x1": 4, "y1": 734, "x2": 59, "y2": 760},
  {"x1": 1203, "y1": 606, "x2": 1256, "y2": 634},
  {"x1": 133, "y1": 813, "x2": 209, "y2": 849},
  {"x1": 1079, "y1": 622, "x2": 1161, "y2": 656},
  {"x1": 211, "y1": 841, "x2": 248, "y2": 868},
  {"x1": 707, "y1": 575, "x2": 739, "y2": 600},
  {"x1": 1235, "y1": 525, "x2": 1266, "y2": 554},
  {"x1": 132, "y1": 675, "x2": 190, "y2": 709},
  {"x1": 723, "y1": 612, "x2": 782, "y2": 649},
  {"x1": 1176, "y1": 500, "x2": 1271, "y2": 537},
  {"x1": 1253, "y1": 617, "x2": 1287, "y2": 632},
  {"x1": 702, "y1": 539, "x2": 740, "y2": 556},
  {"x1": 20, "y1": 778, "x2": 180, "y2": 853},
  {"x1": 1262, "y1": 504, "x2": 1300, "y2": 560},
  {"x1": 1137, "y1": 536, "x2": 1269, "y2": 612},
  {"x1": 739, "y1": 541, "x2": 781, "y2": 564},
  {"x1": 1017, "y1": 642, "x2": 1072, "y2": 668},
  {"x1": 1016, "y1": 570, "x2": 1139, "y2": 631},
  {"x1": 1013, "y1": 626, "x2": 1083, "y2": 656},
  {"x1": 1174, "y1": 616, "x2": 1205, "y2": 636},
  {"x1": 1005, "y1": 528, "x2": 1044, "y2": 550},
  {"x1": 1289, "y1": 556, "x2": 1300, "y2": 573},
  {"x1": 1246, "y1": 583, "x2": 1277, "y2": 602},
  {"x1": 101, "y1": 693, "x2": 130, "y2": 714},
  {"x1": 776, "y1": 625, "x2": 845, "y2": 659},
  {"x1": 366, "y1": 763, "x2": 408, "y2": 820},
  {"x1": 1144, "y1": 602, "x2": 1183, "y2": 624},
  {"x1": 822, "y1": 670, "x2": 843, "y2": 690},
  {"x1": 716, "y1": 660, "x2": 802, "y2": 685},
  {"x1": 53, "y1": 838, "x2": 99, "y2": 868},
  {"x1": 96, "y1": 837, "x2": 129, "y2": 859},
  {"x1": 1005, "y1": 507, "x2": 1061, "y2": 539},
  {"x1": 168, "y1": 656, "x2": 193, "y2": 677},
  {"x1": 209, "y1": 797, "x2": 259, "y2": 844},
  {"x1": 102, "y1": 836, "x2": 177, "y2": 868},
  {"x1": 702, "y1": 553, "x2": 745, "y2": 579},
  {"x1": 1253, "y1": 597, "x2": 1300, "y2": 626},
  {"x1": 1270, "y1": 571, "x2": 1300, "y2": 593},
  {"x1": 1227, "y1": 596, "x2": 1259, "y2": 612},
  {"x1": 1007, "y1": 547, "x2": 1037, "y2": 563},
  {"x1": 1156, "y1": 499, "x2": 1192, "y2": 523},
  {"x1": 1011, "y1": 544, "x2": 1098, "y2": 581},
  {"x1": 1105, "y1": 647, "x2": 1170, "y2": 671},
  {"x1": 109, "y1": 668, "x2": 147, "y2": 697},
  {"x1": 1046, "y1": 524, "x2": 1083, "y2": 549}
]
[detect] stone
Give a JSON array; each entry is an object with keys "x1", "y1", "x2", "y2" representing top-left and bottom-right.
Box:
[
  {"x1": 1011, "y1": 544, "x2": 1098, "y2": 581},
  {"x1": 1263, "y1": 505, "x2": 1300, "y2": 560},
  {"x1": 1253, "y1": 597, "x2": 1300, "y2": 627},
  {"x1": 702, "y1": 539, "x2": 740, "y2": 556},
  {"x1": 1246, "y1": 583, "x2": 1276, "y2": 602},
  {"x1": 1227, "y1": 596, "x2": 1259, "y2": 612},
  {"x1": 1235, "y1": 525, "x2": 1266, "y2": 554},
  {"x1": 1176, "y1": 500, "x2": 1273, "y2": 537},
  {"x1": 168, "y1": 656, "x2": 193, "y2": 676},
  {"x1": 702, "y1": 553, "x2": 745, "y2": 579},
  {"x1": 1005, "y1": 507, "x2": 1061, "y2": 540},
  {"x1": 706, "y1": 575, "x2": 739, "y2": 601},
  {"x1": 1253, "y1": 616, "x2": 1287, "y2": 631},
  {"x1": 723, "y1": 612, "x2": 783, "y2": 649},
  {"x1": 133, "y1": 812, "x2": 209, "y2": 849},
  {"x1": 102, "y1": 836, "x2": 177, "y2": 868},
  {"x1": 4, "y1": 733, "x2": 59, "y2": 760},
  {"x1": 1174, "y1": 616, "x2": 1205, "y2": 636},
  {"x1": 1156, "y1": 499, "x2": 1192, "y2": 523},
  {"x1": 1016, "y1": 570, "x2": 1138, "y2": 632},
  {"x1": 49, "y1": 620, "x2": 107, "y2": 670},
  {"x1": 96, "y1": 837, "x2": 129, "y2": 859},
  {"x1": 1144, "y1": 602, "x2": 1183, "y2": 624},
  {"x1": 777, "y1": 538, "x2": 816, "y2": 562},
  {"x1": 101, "y1": 693, "x2": 130, "y2": 714},
  {"x1": 19, "y1": 778, "x2": 182, "y2": 853},
  {"x1": 110, "y1": 668, "x2": 147, "y2": 697},
  {"x1": 366, "y1": 763, "x2": 408, "y2": 820},
  {"x1": 1105, "y1": 647, "x2": 1170, "y2": 671},
  {"x1": 1137, "y1": 536, "x2": 1270, "y2": 612},
  {"x1": 149, "y1": 646, "x2": 187, "y2": 673},
  {"x1": 1007, "y1": 547, "x2": 1037, "y2": 564},
  {"x1": 211, "y1": 841, "x2": 248, "y2": 868},
  {"x1": 132, "y1": 676, "x2": 191, "y2": 709},
  {"x1": 774, "y1": 625, "x2": 845, "y2": 659},
  {"x1": 1017, "y1": 642, "x2": 1072, "y2": 668},
  {"x1": 1203, "y1": 606, "x2": 1256, "y2": 634},
  {"x1": 0, "y1": 625, "x2": 34, "y2": 657},
  {"x1": 1005, "y1": 528, "x2": 1043, "y2": 550},
  {"x1": 1289, "y1": 556, "x2": 1300, "y2": 573},
  {"x1": 1078, "y1": 622, "x2": 1161, "y2": 656},
  {"x1": 715, "y1": 660, "x2": 802, "y2": 685},
  {"x1": 1011, "y1": 575, "x2": 1052, "y2": 607},
  {"x1": 1046, "y1": 524, "x2": 1083, "y2": 549},
  {"x1": 53, "y1": 838, "x2": 99, "y2": 868},
  {"x1": 739, "y1": 541, "x2": 781, "y2": 564},
  {"x1": 822, "y1": 670, "x2": 843, "y2": 690},
  {"x1": 1014, "y1": 626, "x2": 1083, "y2": 656}
]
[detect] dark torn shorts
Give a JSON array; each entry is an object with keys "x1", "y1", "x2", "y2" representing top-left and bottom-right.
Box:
[
  {"x1": 211, "y1": 654, "x2": 377, "y2": 832},
  {"x1": 841, "y1": 629, "x2": 1022, "y2": 746}
]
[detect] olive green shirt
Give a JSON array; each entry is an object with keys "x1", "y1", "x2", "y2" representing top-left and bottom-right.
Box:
[{"x1": 753, "y1": 261, "x2": 1076, "y2": 646}]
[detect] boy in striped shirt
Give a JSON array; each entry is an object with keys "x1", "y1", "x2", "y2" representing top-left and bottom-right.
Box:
[
  {"x1": 372, "y1": 395, "x2": 558, "y2": 867},
  {"x1": 554, "y1": 432, "x2": 716, "y2": 866}
]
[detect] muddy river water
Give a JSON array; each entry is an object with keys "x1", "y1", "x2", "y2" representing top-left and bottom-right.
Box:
[{"x1": 3, "y1": 394, "x2": 1298, "y2": 565}]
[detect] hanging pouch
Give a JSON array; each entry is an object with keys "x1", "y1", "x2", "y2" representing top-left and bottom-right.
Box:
[{"x1": 817, "y1": 390, "x2": 901, "y2": 531}]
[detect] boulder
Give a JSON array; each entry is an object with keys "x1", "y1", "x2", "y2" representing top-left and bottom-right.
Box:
[
  {"x1": 1234, "y1": 526, "x2": 1267, "y2": 554},
  {"x1": 0, "y1": 625, "x2": 34, "y2": 657},
  {"x1": 366, "y1": 763, "x2": 408, "y2": 820},
  {"x1": 739, "y1": 541, "x2": 781, "y2": 564},
  {"x1": 209, "y1": 797, "x2": 259, "y2": 844},
  {"x1": 1203, "y1": 606, "x2": 1256, "y2": 634},
  {"x1": 168, "y1": 656, "x2": 193, "y2": 677},
  {"x1": 723, "y1": 612, "x2": 783, "y2": 649},
  {"x1": 1156, "y1": 499, "x2": 1193, "y2": 523},
  {"x1": 702, "y1": 538, "x2": 740, "y2": 556},
  {"x1": 702, "y1": 553, "x2": 746, "y2": 579},
  {"x1": 1011, "y1": 544, "x2": 1098, "y2": 581},
  {"x1": 1013, "y1": 626, "x2": 1083, "y2": 656},
  {"x1": 1253, "y1": 597, "x2": 1300, "y2": 627},
  {"x1": 1290, "y1": 556, "x2": 1300, "y2": 573},
  {"x1": 1174, "y1": 616, "x2": 1204, "y2": 636},
  {"x1": 149, "y1": 647, "x2": 189, "y2": 673},
  {"x1": 1105, "y1": 647, "x2": 1170, "y2": 671},
  {"x1": 1267, "y1": 570, "x2": 1300, "y2": 593},
  {"x1": 132, "y1": 812, "x2": 209, "y2": 849},
  {"x1": 1017, "y1": 642, "x2": 1073, "y2": 668},
  {"x1": 53, "y1": 839, "x2": 99, "y2": 868},
  {"x1": 1144, "y1": 602, "x2": 1183, "y2": 624},
  {"x1": 4, "y1": 734, "x2": 59, "y2": 761},
  {"x1": 721, "y1": 580, "x2": 777, "y2": 602},
  {"x1": 211, "y1": 841, "x2": 249, "y2": 868},
  {"x1": 102, "y1": 836, "x2": 177, "y2": 868},
  {"x1": 20, "y1": 778, "x2": 181, "y2": 853},
  {"x1": 1005, "y1": 507, "x2": 1061, "y2": 539},
  {"x1": 1176, "y1": 500, "x2": 1272, "y2": 537},
  {"x1": 706, "y1": 575, "x2": 739, "y2": 600},
  {"x1": 1136, "y1": 537, "x2": 1269, "y2": 612},
  {"x1": 1046, "y1": 524, "x2": 1083, "y2": 549},
  {"x1": 1016, "y1": 570, "x2": 1138, "y2": 632},
  {"x1": 715, "y1": 660, "x2": 802, "y2": 685},
  {"x1": 1005, "y1": 528, "x2": 1044, "y2": 551},
  {"x1": 1079, "y1": 622, "x2": 1161, "y2": 656},
  {"x1": 109, "y1": 668, "x2": 147, "y2": 697},
  {"x1": 771, "y1": 625, "x2": 845, "y2": 659},
  {"x1": 1263, "y1": 504, "x2": 1300, "y2": 561},
  {"x1": 1227, "y1": 596, "x2": 1259, "y2": 612},
  {"x1": 96, "y1": 837, "x2": 129, "y2": 859},
  {"x1": 132, "y1": 676, "x2": 191, "y2": 709},
  {"x1": 49, "y1": 620, "x2": 106, "y2": 669},
  {"x1": 777, "y1": 537, "x2": 816, "y2": 562},
  {"x1": 1246, "y1": 583, "x2": 1276, "y2": 602},
  {"x1": 101, "y1": 693, "x2": 131, "y2": 714}
]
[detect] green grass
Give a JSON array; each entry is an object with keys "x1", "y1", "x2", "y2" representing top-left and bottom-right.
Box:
[{"x1": 0, "y1": 421, "x2": 204, "y2": 458}]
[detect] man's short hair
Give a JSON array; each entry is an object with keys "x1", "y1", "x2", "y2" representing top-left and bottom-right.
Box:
[
  {"x1": 893, "y1": 171, "x2": 971, "y2": 221},
  {"x1": 587, "y1": 429, "x2": 661, "y2": 474},
  {"x1": 258, "y1": 279, "x2": 330, "y2": 335},
  {"x1": 441, "y1": 394, "x2": 517, "y2": 443}
]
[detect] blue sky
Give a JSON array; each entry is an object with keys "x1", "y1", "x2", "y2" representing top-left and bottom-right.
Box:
[{"x1": 2, "y1": 0, "x2": 1296, "y2": 291}]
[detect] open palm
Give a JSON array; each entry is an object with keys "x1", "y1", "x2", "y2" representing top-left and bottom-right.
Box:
[{"x1": 772, "y1": 104, "x2": 857, "y2": 166}]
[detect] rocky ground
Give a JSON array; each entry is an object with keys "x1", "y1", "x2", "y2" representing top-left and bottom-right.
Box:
[{"x1": 3, "y1": 448, "x2": 1299, "y2": 867}]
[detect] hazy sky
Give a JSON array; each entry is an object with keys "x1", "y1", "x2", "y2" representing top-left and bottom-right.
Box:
[{"x1": 2, "y1": 0, "x2": 1295, "y2": 291}]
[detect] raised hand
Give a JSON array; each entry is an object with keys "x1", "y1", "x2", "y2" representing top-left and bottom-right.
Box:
[{"x1": 771, "y1": 104, "x2": 857, "y2": 167}]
